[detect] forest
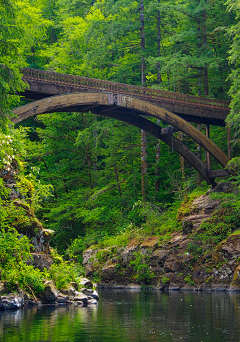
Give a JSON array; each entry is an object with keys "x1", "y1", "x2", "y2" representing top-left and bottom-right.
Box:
[{"x1": 1, "y1": 0, "x2": 240, "y2": 293}]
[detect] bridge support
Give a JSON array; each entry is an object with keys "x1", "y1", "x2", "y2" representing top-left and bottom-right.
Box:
[
  {"x1": 227, "y1": 126, "x2": 232, "y2": 160},
  {"x1": 12, "y1": 92, "x2": 230, "y2": 186},
  {"x1": 205, "y1": 124, "x2": 211, "y2": 172}
]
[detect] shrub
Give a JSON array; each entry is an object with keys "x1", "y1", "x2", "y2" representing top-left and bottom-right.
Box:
[
  {"x1": 3, "y1": 262, "x2": 45, "y2": 294},
  {"x1": 43, "y1": 259, "x2": 83, "y2": 290},
  {"x1": 184, "y1": 274, "x2": 194, "y2": 286},
  {"x1": 129, "y1": 251, "x2": 154, "y2": 284}
]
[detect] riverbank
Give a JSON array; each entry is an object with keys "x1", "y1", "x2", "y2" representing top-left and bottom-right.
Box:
[
  {"x1": 0, "y1": 278, "x2": 99, "y2": 310},
  {"x1": 82, "y1": 186, "x2": 240, "y2": 291}
]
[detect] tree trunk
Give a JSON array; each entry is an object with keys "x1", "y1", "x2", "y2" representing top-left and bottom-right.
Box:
[
  {"x1": 140, "y1": 0, "x2": 148, "y2": 201},
  {"x1": 202, "y1": 8, "x2": 209, "y2": 96},
  {"x1": 114, "y1": 164, "x2": 122, "y2": 196},
  {"x1": 140, "y1": 0, "x2": 146, "y2": 86},
  {"x1": 155, "y1": 142, "x2": 161, "y2": 192},
  {"x1": 157, "y1": 1, "x2": 162, "y2": 84},
  {"x1": 82, "y1": 114, "x2": 93, "y2": 189},
  {"x1": 197, "y1": 124, "x2": 202, "y2": 185},
  {"x1": 155, "y1": 120, "x2": 161, "y2": 192},
  {"x1": 92, "y1": 115, "x2": 98, "y2": 188},
  {"x1": 141, "y1": 129, "x2": 148, "y2": 202}
]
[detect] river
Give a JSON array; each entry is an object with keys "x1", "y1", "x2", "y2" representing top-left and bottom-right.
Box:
[{"x1": 0, "y1": 289, "x2": 240, "y2": 342}]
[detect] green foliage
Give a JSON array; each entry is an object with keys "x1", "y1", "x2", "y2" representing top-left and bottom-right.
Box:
[
  {"x1": 226, "y1": 0, "x2": 240, "y2": 135},
  {"x1": 177, "y1": 186, "x2": 210, "y2": 220},
  {"x1": 140, "y1": 202, "x2": 181, "y2": 236},
  {"x1": 44, "y1": 260, "x2": 83, "y2": 290},
  {"x1": 197, "y1": 222, "x2": 230, "y2": 245},
  {"x1": 187, "y1": 242, "x2": 202, "y2": 256},
  {"x1": 192, "y1": 192, "x2": 240, "y2": 246},
  {"x1": 0, "y1": 228, "x2": 31, "y2": 265},
  {"x1": 96, "y1": 228, "x2": 136, "y2": 249},
  {"x1": 160, "y1": 276, "x2": 170, "y2": 284},
  {"x1": 0, "y1": 0, "x2": 52, "y2": 129},
  {"x1": 44, "y1": 248, "x2": 84, "y2": 290},
  {"x1": 1, "y1": 0, "x2": 239, "y2": 287},
  {"x1": 17, "y1": 172, "x2": 53, "y2": 210},
  {"x1": 96, "y1": 247, "x2": 117, "y2": 263},
  {"x1": 129, "y1": 251, "x2": 154, "y2": 284},
  {"x1": 184, "y1": 274, "x2": 194, "y2": 286},
  {"x1": 3, "y1": 262, "x2": 45, "y2": 294},
  {"x1": 66, "y1": 237, "x2": 85, "y2": 263},
  {"x1": 0, "y1": 228, "x2": 45, "y2": 293}
]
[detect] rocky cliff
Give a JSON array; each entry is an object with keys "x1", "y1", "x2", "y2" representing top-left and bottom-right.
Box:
[{"x1": 83, "y1": 192, "x2": 240, "y2": 291}]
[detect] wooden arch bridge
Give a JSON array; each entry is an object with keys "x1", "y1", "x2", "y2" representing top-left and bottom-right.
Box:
[{"x1": 13, "y1": 68, "x2": 231, "y2": 186}]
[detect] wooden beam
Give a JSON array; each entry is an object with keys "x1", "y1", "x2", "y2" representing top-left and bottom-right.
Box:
[
  {"x1": 161, "y1": 126, "x2": 179, "y2": 135},
  {"x1": 12, "y1": 92, "x2": 230, "y2": 169},
  {"x1": 208, "y1": 170, "x2": 229, "y2": 178},
  {"x1": 101, "y1": 111, "x2": 212, "y2": 185},
  {"x1": 116, "y1": 94, "x2": 229, "y2": 167},
  {"x1": 205, "y1": 124, "x2": 211, "y2": 171}
]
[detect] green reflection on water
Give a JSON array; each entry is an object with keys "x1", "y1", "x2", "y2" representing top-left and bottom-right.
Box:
[{"x1": 1, "y1": 290, "x2": 240, "y2": 342}]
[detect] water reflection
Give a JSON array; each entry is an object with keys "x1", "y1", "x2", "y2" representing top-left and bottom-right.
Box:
[{"x1": 0, "y1": 290, "x2": 240, "y2": 342}]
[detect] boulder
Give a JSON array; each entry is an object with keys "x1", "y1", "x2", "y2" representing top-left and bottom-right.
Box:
[
  {"x1": 211, "y1": 283, "x2": 228, "y2": 291},
  {"x1": 0, "y1": 281, "x2": 5, "y2": 294},
  {"x1": 232, "y1": 265, "x2": 240, "y2": 286},
  {"x1": 70, "y1": 282, "x2": 79, "y2": 290},
  {"x1": 180, "y1": 284, "x2": 196, "y2": 291},
  {"x1": 75, "y1": 301, "x2": 84, "y2": 307},
  {"x1": 82, "y1": 288, "x2": 93, "y2": 295},
  {"x1": 57, "y1": 294, "x2": 69, "y2": 303},
  {"x1": 212, "y1": 234, "x2": 240, "y2": 264},
  {"x1": 121, "y1": 239, "x2": 140, "y2": 263},
  {"x1": 125, "y1": 284, "x2": 141, "y2": 289},
  {"x1": 79, "y1": 278, "x2": 93, "y2": 288},
  {"x1": 228, "y1": 284, "x2": 240, "y2": 292},
  {"x1": 101, "y1": 261, "x2": 117, "y2": 280},
  {"x1": 38, "y1": 281, "x2": 58, "y2": 303},
  {"x1": 82, "y1": 249, "x2": 96, "y2": 265},
  {"x1": 149, "y1": 249, "x2": 169, "y2": 266},
  {"x1": 207, "y1": 182, "x2": 230, "y2": 194},
  {"x1": 169, "y1": 283, "x2": 180, "y2": 291},
  {"x1": 90, "y1": 290, "x2": 99, "y2": 300},
  {"x1": 88, "y1": 298, "x2": 98, "y2": 305},
  {"x1": 74, "y1": 291, "x2": 88, "y2": 304},
  {"x1": 0, "y1": 292, "x2": 25, "y2": 310}
]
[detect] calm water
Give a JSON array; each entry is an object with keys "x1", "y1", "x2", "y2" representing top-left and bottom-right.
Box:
[{"x1": 1, "y1": 289, "x2": 240, "y2": 342}]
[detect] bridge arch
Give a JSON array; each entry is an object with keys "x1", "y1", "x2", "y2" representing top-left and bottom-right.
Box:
[{"x1": 12, "y1": 92, "x2": 230, "y2": 185}]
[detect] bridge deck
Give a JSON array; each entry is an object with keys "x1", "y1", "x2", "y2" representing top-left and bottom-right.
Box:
[{"x1": 21, "y1": 68, "x2": 230, "y2": 126}]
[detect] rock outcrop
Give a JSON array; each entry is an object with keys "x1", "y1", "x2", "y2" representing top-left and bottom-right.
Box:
[{"x1": 83, "y1": 193, "x2": 240, "y2": 291}]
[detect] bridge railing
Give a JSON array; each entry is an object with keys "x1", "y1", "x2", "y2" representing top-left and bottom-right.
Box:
[{"x1": 22, "y1": 68, "x2": 229, "y2": 110}]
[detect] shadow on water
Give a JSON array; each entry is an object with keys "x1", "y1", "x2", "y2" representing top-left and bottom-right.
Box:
[{"x1": 0, "y1": 290, "x2": 240, "y2": 342}]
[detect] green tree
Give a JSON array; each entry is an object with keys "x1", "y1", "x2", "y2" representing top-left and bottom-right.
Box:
[{"x1": 226, "y1": 0, "x2": 240, "y2": 137}]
